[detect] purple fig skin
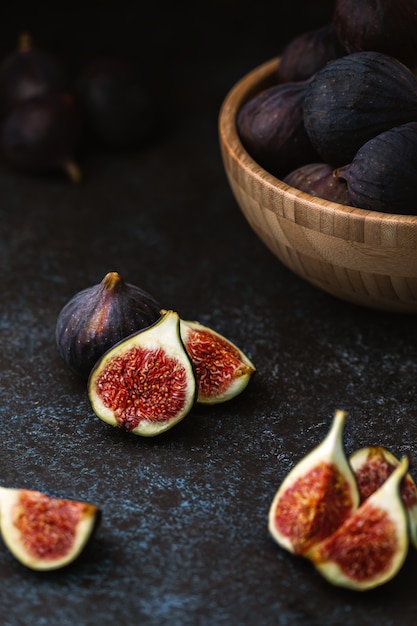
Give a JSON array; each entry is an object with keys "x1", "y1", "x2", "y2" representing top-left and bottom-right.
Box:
[
  {"x1": 56, "y1": 272, "x2": 162, "y2": 379},
  {"x1": 333, "y1": 0, "x2": 417, "y2": 69},
  {"x1": 284, "y1": 162, "x2": 351, "y2": 205},
  {"x1": 277, "y1": 23, "x2": 346, "y2": 83},
  {"x1": 1, "y1": 91, "x2": 82, "y2": 182},
  {"x1": 237, "y1": 79, "x2": 319, "y2": 179},
  {"x1": 303, "y1": 51, "x2": 417, "y2": 167},
  {"x1": 336, "y1": 122, "x2": 417, "y2": 214},
  {"x1": 0, "y1": 32, "x2": 69, "y2": 119}
]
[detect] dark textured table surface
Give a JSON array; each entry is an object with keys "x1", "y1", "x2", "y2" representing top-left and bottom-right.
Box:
[{"x1": 1, "y1": 2, "x2": 417, "y2": 625}]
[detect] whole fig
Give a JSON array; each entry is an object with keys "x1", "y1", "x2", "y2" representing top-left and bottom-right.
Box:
[
  {"x1": 1, "y1": 91, "x2": 82, "y2": 182},
  {"x1": 283, "y1": 162, "x2": 351, "y2": 205},
  {"x1": 277, "y1": 23, "x2": 345, "y2": 83},
  {"x1": 333, "y1": 0, "x2": 417, "y2": 69},
  {"x1": 56, "y1": 271, "x2": 162, "y2": 379},
  {"x1": 303, "y1": 51, "x2": 417, "y2": 166},
  {"x1": 336, "y1": 122, "x2": 417, "y2": 214},
  {"x1": 237, "y1": 79, "x2": 319, "y2": 178}
]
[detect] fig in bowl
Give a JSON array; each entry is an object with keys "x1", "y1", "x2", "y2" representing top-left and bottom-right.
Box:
[{"x1": 218, "y1": 56, "x2": 417, "y2": 313}]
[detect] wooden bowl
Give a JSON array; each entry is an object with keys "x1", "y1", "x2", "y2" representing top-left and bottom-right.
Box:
[{"x1": 218, "y1": 57, "x2": 417, "y2": 313}]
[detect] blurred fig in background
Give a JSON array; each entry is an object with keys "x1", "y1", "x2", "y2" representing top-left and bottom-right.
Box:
[
  {"x1": 0, "y1": 32, "x2": 69, "y2": 119},
  {"x1": 76, "y1": 56, "x2": 156, "y2": 150},
  {"x1": 333, "y1": 0, "x2": 417, "y2": 69},
  {"x1": 1, "y1": 91, "x2": 82, "y2": 182}
]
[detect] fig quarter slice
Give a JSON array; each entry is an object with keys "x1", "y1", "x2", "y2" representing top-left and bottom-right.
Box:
[
  {"x1": 179, "y1": 317, "x2": 256, "y2": 404},
  {"x1": 0, "y1": 487, "x2": 100, "y2": 571},
  {"x1": 268, "y1": 409, "x2": 359, "y2": 555},
  {"x1": 350, "y1": 446, "x2": 417, "y2": 550},
  {"x1": 308, "y1": 456, "x2": 410, "y2": 590},
  {"x1": 88, "y1": 309, "x2": 197, "y2": 436}
]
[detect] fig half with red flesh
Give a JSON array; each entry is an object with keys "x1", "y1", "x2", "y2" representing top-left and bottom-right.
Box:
[
  {"x1": 0, "y1": 487, "x2": 100, "y2": 571},
  {"x1": 268, "y1": 410, "x2": 359, "y2": 555},
  {"x1": 179, "y1": 318, "x2": 256, "y2": 404},
  {"x1": 308, "y1": 456, "x2": 410, "y2": 590},
  {"x1": 350, "y1": 446, "x2": 417, "y2": 550},
  {"x1": 88, "y1": 310, "x2": 197, "y2": 436}
]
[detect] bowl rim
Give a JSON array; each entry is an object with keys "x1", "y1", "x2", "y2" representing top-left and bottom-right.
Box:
[{"x1": 218, "y1": 56, "x2": 417, "y2": 227}]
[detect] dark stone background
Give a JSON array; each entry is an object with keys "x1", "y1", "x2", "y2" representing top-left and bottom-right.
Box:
[{"x1": 0, "y1": 2, "x2": 416, "y2": 625}]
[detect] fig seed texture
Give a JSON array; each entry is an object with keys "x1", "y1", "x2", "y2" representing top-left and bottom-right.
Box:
[
  {"x1": 88, "y1": 310, "x2": 197, "y2": 437},
  {"x1": 0, "y1": 486, "x2": 101, "y2": 571}
]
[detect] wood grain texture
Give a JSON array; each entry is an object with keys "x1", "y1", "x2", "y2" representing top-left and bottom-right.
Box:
[{"x1": 218, "y1": 57, "x2": 417, "y2": 313}]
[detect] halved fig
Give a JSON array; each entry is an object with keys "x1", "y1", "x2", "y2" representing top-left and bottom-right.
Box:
[
  {"x1": 350, "y1": 446, "x2": 417, "y2": 550},
  {"x1": 308, "y1": 456, "x2": 410, "y2": 590},
  {"x1": 0, "y1": 486, "x2": 100, "y2": 571},
  {"x1": 268, "y1": 410, "x2": 359, "y2": 555},
  {"x1": 88, "y1": 310, "x2": 197, "y2": 436},
  {"x1": 179, "y1": 317, "x2": 256, "y2": 404}
]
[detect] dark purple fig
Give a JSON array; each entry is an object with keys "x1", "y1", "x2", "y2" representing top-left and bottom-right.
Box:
[
  {"x1": 56, "y1": 271, "x2": 162, "y2": 379},
  {"x1": 0, "y1": 486, "x2": 101, "y2": 570},
  {"x1": 0, "y1": 32, "x2": 69, "y2": 118},
  {"x1": 277, "y1": 23, "x2": 346, "y2": 83},
  {"x1": 88, "y1": 310, "x2": 197, "y2": 437},
  {"x1": 333, "y1": 0, "x2": 417, "y2": 69},
  {"x1": 75, "y1": 56, "x2": 156, "y2": 150},
  {"x1": 303, "y1": 51, "x2": 417, "y2": 167},
  {"x1": 237, "y1": 79, "x2": 319, "y2": 178},
  {"x1": 336, "y1": 122, "x2": 417, "y2": 214},
  {"x1": 283, "y1": 162, "x2": 351, "y2": 205},
  {"x1": 1, "y1": 91, "x2": 82, "y2": 182}
]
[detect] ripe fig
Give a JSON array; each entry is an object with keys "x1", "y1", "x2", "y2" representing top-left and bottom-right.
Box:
[
  {"x1": 336, "y1": 122, "x2": 417, "y2": 214},
  {"x1": 268, "y1": 410, "x2": 359, "y2": 556},
  {"x1": 87, "y1": 310, "x2": 197, "y2": 437},
  {"x1": 283, "y1": 162, "x2": 351, "y2": 205},
  {"x1": 75, "y1": 56, "x2": 156, "y2": 150},
  {"x1": 308, "y1": 456, "x2": 410, "y2": 590},
  {"x1": 56, "y1": 271, "x2": 162, "y2": 380},
  {"x1": 303, "y1": 51, "x2": 417, "y2": 166},
  {"x1": 277, "y1": 23, "x2": 345, "y2": 83},
  {"x1": 1, "y1": 91, "x2": 82, "y2": 182},
  {"x1": 179, "y1": 317, "x2": 256, "y2": 404},
  {"x1": 0, "y1": 32, "x2": 69, "y2": 118},
  {"x1": 333, "y1": 0, "x2": 417, "y2": 69},
  {"x1": 237, "y1": 79, "x2": 319, "y2": 178},
  {"x1": 350, "y1": 446, "x2": 417, "y2": 550},
  {"x1": 0, "y1": 486, "x2": 101, "y2": 571}
]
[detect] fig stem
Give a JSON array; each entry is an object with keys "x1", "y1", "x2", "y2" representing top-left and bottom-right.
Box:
[
  {"x1": 17, "y1": 32, "x2": 33, "y2": 53},
  {"x1": 64, "y1": 161, "x2": 82, "y2": 184}
]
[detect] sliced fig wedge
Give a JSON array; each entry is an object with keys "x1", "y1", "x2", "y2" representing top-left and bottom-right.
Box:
[
  {"x1": 308, "y1": 456, "x2": 410, "y2": 590},
  {"x1": 268, "y1": 410, "x2": 359, "y2": 555},
  {"x1": 88, "y1": 310, "x2": 197, "y2": 436},
  {"x1": 179, "y1": 317, "x2": 256, "y2": 404},
  {"x1": 350, "y1": 446, "x2": 417, "y2": 550},
  {"x1": 0, "y1": 487, "x2": 100, "y2": 571}
]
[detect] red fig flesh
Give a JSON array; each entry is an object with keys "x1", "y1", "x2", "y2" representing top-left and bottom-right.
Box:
[
  {"x1": 268, "y1": 410, "x2": 359, "y2": 555},
  {"x1": 88, "y1": 310, "x2": 196, "y2": 436},
  {"x1": 179, "y1": 318, "x2": 256, "y2": 404},
  {"x1": 0, "y1": 487, "x2": 100, "y2": 570},
  {"x1": 350, "y1": 446, "x2": 417, "y2": 550},
  {"x1": 309, "y1": 456, "x2": 410, "y2": 590}
]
